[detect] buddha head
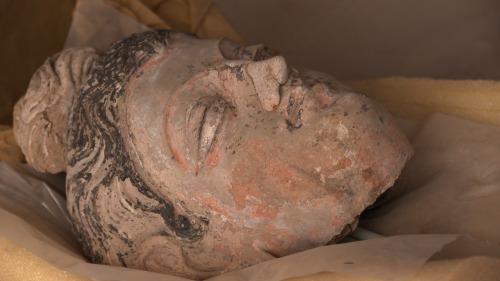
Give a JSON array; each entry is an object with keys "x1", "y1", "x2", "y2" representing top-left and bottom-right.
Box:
[{"x1": 14, "y1": 30, "x2": 412, "y2": 279}]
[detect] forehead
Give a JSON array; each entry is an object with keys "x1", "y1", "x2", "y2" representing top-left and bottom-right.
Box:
[
  {"x1": 125, "y1": 36, "x2": 232, "y2": 120},
  {"x1": 128, "y1": 36, "x2": 226, "y2": 100},
  {"x1": 119, "y1": 36, "x2": 235, "y2": 183}
]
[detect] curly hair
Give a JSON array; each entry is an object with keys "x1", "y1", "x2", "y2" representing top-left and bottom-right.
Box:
[
  {"x1": 65, "y1": 30, "x2": 208, "y2": 273},
  {"x1": 13, "y1": 47, "x2": 97, "y2": 173}
]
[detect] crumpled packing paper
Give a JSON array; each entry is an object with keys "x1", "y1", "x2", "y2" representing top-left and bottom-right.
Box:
[
  {"x1": 1, "y1": 159, "x2": 499, "y2": 281},
  {"x1": 0, "y1": 161, "x2": 477, "y2": 281},
  {"x1": 361, "y1": 114, "x2": 500, "y2": 244}
]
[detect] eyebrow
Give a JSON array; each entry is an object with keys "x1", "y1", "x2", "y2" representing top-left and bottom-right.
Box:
[{"x1": 164, "y1": 104, "x2": 190, "y2": 171}]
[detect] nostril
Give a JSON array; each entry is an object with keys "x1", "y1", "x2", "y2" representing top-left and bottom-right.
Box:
[
  {"x1": 286, "y1": 109, "x2": 303, "y2": 131},
  {"x1": 309, "y1": 84, "x2": 337, "y2": 110},
  {"x1": 283, "y1": 87, "x2": 306, "y2": 131}
]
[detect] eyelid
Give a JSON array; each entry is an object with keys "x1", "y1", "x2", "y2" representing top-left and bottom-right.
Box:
[
  {"x1": 199, "y1": 100, "x2": 226, "y2": 158},
  {"x1": 186, "y1": 98, "x2": 229, "y2": 172},
  {"x1": 186, "y1": 102, "x2": 206, "y2": 164}
]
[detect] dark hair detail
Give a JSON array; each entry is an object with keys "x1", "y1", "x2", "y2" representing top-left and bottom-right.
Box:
[{"x1": 67, "y1": 30, "x2": 207, "y2": 264}]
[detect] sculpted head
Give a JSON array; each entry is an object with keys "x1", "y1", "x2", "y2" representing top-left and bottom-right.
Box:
[{"x1": 14, "y1": 30, "x2": 412, "y2": 279}]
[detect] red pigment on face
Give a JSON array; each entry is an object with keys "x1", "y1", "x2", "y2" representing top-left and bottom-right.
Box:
[
  {"x1": 202, "y1": 195, "x2": 233, "y2": 221},
  {"x1": 250, "y1": 138, "x2": 267, "y2": 159},
  {"x1": 205, "y1": 139, "x2": 221, "y2": 169},
  {"x1": 330, "y1": 217, "x2": 346, "y2": 228},
  {"x1": 260, "y1": 225, "x2": 300, "y2": 256},
  {"x1": 228, "y1": 138, "x2": 274, "y2": 210},
  {"x1": 217, "y1": 69, "x2": 238, "y2": 91},
  {"x1": 229, "y1": 181, "x2": 261, "y2": 210},
  {"x1": 268, "y1": 160, "x2": 297, "y2": 183},
  {"x1": 125, "y1": 47, "x2": 190, "y2": 172},
  {"x1": 164, "y1": 106, "x2": 189, "y2": 171},
  {"x1": 307, "y1": 228, "x2": 330, "y2": 241},
  {"x1": 316, "y1": 94, "x2": 333, "y2": 109},
  {"x1": 267, "y1": 160, "x2": 297, "y2": 185},
  {"x1": 336, "y1": 158, "x2": 352, "y2": 170},
  {"x1": 127, "y1": 49, "x2": 173, "y2": 97},
  {"x1": 250, "y1": 202, "x2": 278, "y2": 219}
]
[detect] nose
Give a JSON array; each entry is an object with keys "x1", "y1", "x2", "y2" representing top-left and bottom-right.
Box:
[{"x1": 246, "y1": 56, "x2": 289, "y2": 111}]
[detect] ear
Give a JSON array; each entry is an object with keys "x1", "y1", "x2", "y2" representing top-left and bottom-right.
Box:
[{"x1": 13, "y1": 47, "x2": 98, "y2": 173}]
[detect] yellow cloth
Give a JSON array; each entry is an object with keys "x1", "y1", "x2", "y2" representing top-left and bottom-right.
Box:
[
  {"x1": 0, "y1": 127, "x2": 23, "y2": 162},
  {"x1": 104, "y1": 0, "x2": 243, "y2": 43},
  {"x1": 0, "y1": 237, "x2": 89, "y2": 281},
  {"x1": 348, "y1": 78, "x2": 500, "y2": 127}
]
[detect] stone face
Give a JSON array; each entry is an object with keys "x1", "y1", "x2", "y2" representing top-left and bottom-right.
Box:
[{"x1": 13, "y1": 30, "x2": 413, "y2": 279}]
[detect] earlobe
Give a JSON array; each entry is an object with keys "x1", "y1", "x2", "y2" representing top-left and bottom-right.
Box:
[{"x1": 246, "y1": 56, "x2": 289, "y2": 111}]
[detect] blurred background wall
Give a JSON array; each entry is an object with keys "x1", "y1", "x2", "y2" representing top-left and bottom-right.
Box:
[
  {"x1": 1, "y1": 0, "x2": 499, "y2": 126},
  {"x1": 215, "y1": 0, "x2": 500, "y2": 80},
  {"x1": 0, "y1": 0, "x2": 75, "y2": 125}
]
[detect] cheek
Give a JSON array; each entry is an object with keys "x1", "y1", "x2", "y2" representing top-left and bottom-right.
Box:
[
  {"x1": 224, "y1": 137, "x2": 346, "y2": 254},
  {"x1": 227, "y1": 136, "x2": 330, "y2": 212},
  {"x1": 227, "y1": 137, "x2": 273, "y2": 210},
  {"x1": 202, "y1": 138, "x2": 224, "y2": 172}
]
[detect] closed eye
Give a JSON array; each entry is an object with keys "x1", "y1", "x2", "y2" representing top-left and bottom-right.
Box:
[
  {"x1": 199, "y1": 99, "x2": 226, "y2": 158},
  {"x1": 186, "y1": 97, "x2": 229, "y2": 172}
]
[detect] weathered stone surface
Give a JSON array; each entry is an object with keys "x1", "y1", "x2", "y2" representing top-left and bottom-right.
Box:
[
  {"x1": 13, "y1": 30, "x2": 413, "y2": 279},
  {"x1": 13, "y1": 48, "x2": 97, "y2": 173}
]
